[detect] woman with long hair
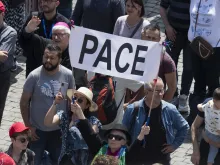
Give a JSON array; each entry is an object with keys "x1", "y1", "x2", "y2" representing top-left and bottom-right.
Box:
[{"x1": 44, "y1": 87, "x2": 102, "y2": 165}]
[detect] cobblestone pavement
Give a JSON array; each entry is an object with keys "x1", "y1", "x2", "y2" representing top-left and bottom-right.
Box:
[{"x1": 0, "y1": 0, "x2": 194, "y2": 164}]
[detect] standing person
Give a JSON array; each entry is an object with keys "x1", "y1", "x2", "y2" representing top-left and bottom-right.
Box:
[
  {"x1": 57, "y1": 0, "x2": 72, "y2": 19},
  {"x1": 2, "y1": 0, "x2": 25, "y2": 71},
  {"x1": 19, "y1": 0, "x2": 70, "y2": 76},
  {"x1": 20, "y1": 43, "x2": 74, "y2": 165},
  {"x1": 44, "y1": 87, "x2": 102, "y2": 165},
  {"x1": 6, "y1": 122, "x2": 35, "y2": 165},
  {"x1": 72, "y1": 0, "x2": 125, "y2": 34},
  {"x1": 123, "y1": 78, "x2": 189, "y2": 165},
  {"x1": 188, "y1": 0, "x2": 220, "y2": 99},
  {"x1": 160, "y1": 0, "x2": 192, "y2": 112},
  {"x1": 113, "y1": 0, "x2": 150, "y2": 39},
  {"x1": 0, "y1": 1, "x2": 17, "y2": 125}
]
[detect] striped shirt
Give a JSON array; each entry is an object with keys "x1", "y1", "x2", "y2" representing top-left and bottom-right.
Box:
[{"x1": 160, "y1": 0, "x2": 190, "y2": 32}]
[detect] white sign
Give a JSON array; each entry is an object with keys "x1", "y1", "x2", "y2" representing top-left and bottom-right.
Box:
[{"x1": 69, "y1": 26, "x2": 162, "y2": 82}]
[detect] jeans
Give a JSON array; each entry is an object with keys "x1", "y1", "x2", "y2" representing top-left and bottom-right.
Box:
[
  {"x1": 205, "y1": 130, "x2": 220, "y2": 164},
  {"x1": 166, "y1": 32, "x2": 193, "y2": 96},
  {"x1": 57, "y1": 8, "x2": 72, "y2": 19},
  {"x1": 30, "y1": 129, "x2": 62, "y2": 165},
  {"x1": 200, "y1": 139, "x2": 220, "y2": 165},
  {"x1": 0, "y1": 70, "x2": 11, "y2": 125},
  {"x1": 190, "y1": 46, "x2": 220, "y2": 97}
]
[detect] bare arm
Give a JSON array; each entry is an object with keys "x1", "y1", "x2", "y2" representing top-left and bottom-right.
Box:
[
  {"x1": 191, "y1": 115, "x2": 204, "y2": 165},
  {"x1": 197, "y1": 104, "x2": 203, "y2": 112},
  {"x1": 44, "y1": 103, "x2": 60, "y2": 127},
  {"x1": 20, "y1": 92, "x2": 32, "y2": 127},
  {"x1": 159, "y1": 7, "x2": 170, "y2": 28},
  {"x1": 163, "y1": 72, "x2": 177, "y2": 102}
]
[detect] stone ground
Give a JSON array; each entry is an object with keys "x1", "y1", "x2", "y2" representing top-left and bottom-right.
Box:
[{"x1": 0, "y1": 0, "x2": 195, "y2": 164}]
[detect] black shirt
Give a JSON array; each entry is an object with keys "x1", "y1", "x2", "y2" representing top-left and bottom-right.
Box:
[{"x1": 72, "y1": 0, "x2": 125, "y2": 34}]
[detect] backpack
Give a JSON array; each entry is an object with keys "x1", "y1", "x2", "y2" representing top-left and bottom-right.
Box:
[{"x1": 88, "y1": 74, "x2": 124, "y2": 125}]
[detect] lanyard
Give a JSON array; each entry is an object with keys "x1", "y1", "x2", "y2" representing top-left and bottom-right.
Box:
[{"x1": 42, "y1": 19, "x2": 54, "y2": 39}]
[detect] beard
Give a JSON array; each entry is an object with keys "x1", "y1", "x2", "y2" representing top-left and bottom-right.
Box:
[{"x1": 43, "y1": 62, "x2": 59, "y2": 71}]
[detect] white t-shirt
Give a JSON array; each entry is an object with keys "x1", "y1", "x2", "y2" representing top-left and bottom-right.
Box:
[
  {"x1": 202, "y1": 100, "x2": 220, "y2": 135},
  {"x1": 188, "y1": 0, "x2": 220, "y2": 47},
  {"x1": 87, "y1": 72, "x2": 143, "y2": 129}
]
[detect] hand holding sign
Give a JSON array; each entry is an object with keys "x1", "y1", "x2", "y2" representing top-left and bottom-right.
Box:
[{"x1": 137, "y1": 125, "x2": 150, "y2": 141}]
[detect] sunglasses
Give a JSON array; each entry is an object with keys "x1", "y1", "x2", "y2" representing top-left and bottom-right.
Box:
[
  {"x1": 74, "y1": 96, "x2": 84, "y2": 104},
  {"x1": 107, "y1": 134, "x2": 125, "y2": 141},
  {"x1": 16, "y1": 137, "x2": 30, "y2": 143}
]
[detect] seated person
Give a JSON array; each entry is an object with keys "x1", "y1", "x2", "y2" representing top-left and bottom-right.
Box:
[
  {"x1": 5, "y1": 122, "x2": 35, "y2": 164},
  {"x1": 123, "y1": 77, "x2": 189, "y2": 165},
  {"x1": 44, "y1": 87, "x2": 102, "y2": 165}
]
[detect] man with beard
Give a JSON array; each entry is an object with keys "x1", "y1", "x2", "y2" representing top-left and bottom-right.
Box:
[
  {"x1": 19, "y1": 0, "x2": 69, "y2": 77},
  {"x1": 20, "y1": 43, "x2": 73, "y2": 165}
]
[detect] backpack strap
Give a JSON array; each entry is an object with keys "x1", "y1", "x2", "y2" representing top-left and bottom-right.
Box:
[{"x1": 128, "y1": 101, "x2": 139, "y2": 133}]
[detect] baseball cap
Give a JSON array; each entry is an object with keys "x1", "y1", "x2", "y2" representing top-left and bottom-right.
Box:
[
  {"x1": 9, "y1": 122, "x2": 29, "y2": 137},
  {"x1": 0, "y1": 1, "x2": 5, "y2": 13},
  {"x1": 0, "y1": 153, "x2": 15, "y2": 165}
]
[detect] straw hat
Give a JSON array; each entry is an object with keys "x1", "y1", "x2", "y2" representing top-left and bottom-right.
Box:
[{"x1": 67, "y1": 87, "x2": 98, "y2": 112}]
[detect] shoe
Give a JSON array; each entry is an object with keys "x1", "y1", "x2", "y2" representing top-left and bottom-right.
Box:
[
  {"x1": 10, "y1": 61, "x2": 18, "y2": 72},
  {"x1": 178, "y1": 94, "x2": 190, "y2": 113}
]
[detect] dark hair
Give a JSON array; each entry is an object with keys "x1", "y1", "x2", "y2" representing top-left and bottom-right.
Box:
[
  {"x1": 92, "y1": 155, "x2": 119, "y2": 165},
  {"x1": 213, "y1": 87, "x2": 220, "y2": 100},
  {"x1": 145, "y1": 23, "x2": 160, "y2": 32},
  {"x1": 11, "y1": 130, "x2": 31, "y2": 139},
  {"x1": 45, "y1": 43, "x2": 62, "y2": 58},
  {"x1": 126, "y1": 0, "x2": 145, "y2": 17}
]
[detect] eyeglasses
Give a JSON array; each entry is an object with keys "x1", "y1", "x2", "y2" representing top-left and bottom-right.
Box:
[
  {"x1": 52, "y1": 33, "x2": 68, "y2": 38},
  {"x1": 107, "y1": 134, "x2": 125, "y2": 141},
  {"x1": 147, "y1": 89, "x2": 164, "y2": 94},
  {"x1": 16, "y1": 137, "x2": 30, "y2": 143},
  {"x1": 74, "y1": 96, "x2": 84, "y2": 104}
]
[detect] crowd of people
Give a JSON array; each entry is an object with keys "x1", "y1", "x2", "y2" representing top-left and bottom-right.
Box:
[{"x1": 0, "y1": 0, "x2": 220, "y2": 165}]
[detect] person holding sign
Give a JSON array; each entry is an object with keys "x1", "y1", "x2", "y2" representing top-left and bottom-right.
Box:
[
  {"x1": 44, "y1": 87, "x2": 102, "y2": 165},
  {"x1": 123, "y1": 77, "x2": 189, "y2": 165}
]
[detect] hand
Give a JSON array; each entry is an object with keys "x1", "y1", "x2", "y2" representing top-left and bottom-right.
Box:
[
  {"x1": 92, "y1": 124, "x2": 99, "y2": 133},
  {"x1": 54, "y1": 92, "x2": 63, "y2": 105},
  {"x1": 123, "y1": 103, "x2": 129, "y2": 110},
  {"x1": 191, "y1": 151, "x2": 200, "y2": 165},
  {"x1": 30, "y1": 127, "x2": 40, "y2": 141},
  {"x1": 25, "y1": 16, "x2": 41, "y2": 33},
  {"x1": 0, "y1": 51, "x2": 8, "y2": 62},
  {"x1": 137, "y1": 125, "x2": 150, "y2": 140},
  {"x1": 71, "y1": 102, "x2": 85, "y2": 119},
  {"x1": 202, "y1": 130, "x2": 220, "y2": 148},
  {"x1": 165, "y1": 25, "x2": 176, "y2": 42},
  {"x1": 161, "y1": 144, "x2": 175, "y2": 154}
]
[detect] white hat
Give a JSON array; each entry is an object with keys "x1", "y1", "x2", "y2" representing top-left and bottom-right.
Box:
[{"x1": 67, "y1": 87, "x2": 98, "y2": 112}]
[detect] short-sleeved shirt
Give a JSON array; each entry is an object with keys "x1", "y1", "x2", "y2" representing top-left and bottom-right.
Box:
[
  {"x1": 158, "y1": 52, "x2": 176, "y2": 87},
  {"x1": 113, "y1": 15, "x2": 150, "y2": 39},
  {"x1": 202, "y1": 100, "x2": 220, "y2": 135},
  {"x1": 23, "y1": 65, "x2": 73, "y2": 131},
  {"x1": 87, "y1": 71, "x2": 143, "y2": 129}
]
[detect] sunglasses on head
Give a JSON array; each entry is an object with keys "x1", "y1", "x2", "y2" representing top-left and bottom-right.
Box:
[
  {"x1": 16, "y1": 137, "x2": 30, "y2": 143},
  {"x1": 74, "y1": 96, "x2": 84, "y2": 104},
  {"x1": 107, "y1": 134, "x2": 125, "y2": 141}
]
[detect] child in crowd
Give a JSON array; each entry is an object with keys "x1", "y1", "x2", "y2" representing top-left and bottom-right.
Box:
[
  {"x1": 0, "y1": 152, "x2": 15, "y2": 165},
  {"x1": 5, "y1": 122, "x2": 35, "y2": 165},
  {"x1": 197, "y1": 87, "x2": 220, "y2": 165}
]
